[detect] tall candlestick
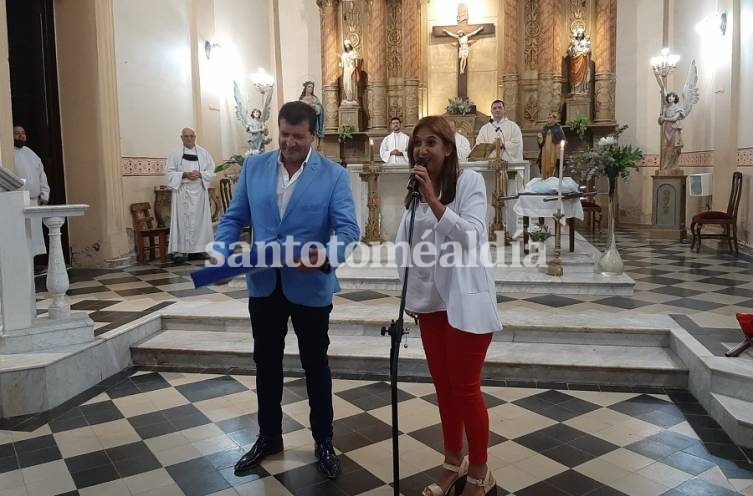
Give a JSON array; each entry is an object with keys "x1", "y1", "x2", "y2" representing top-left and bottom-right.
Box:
[
  {"x1": 558, "y1": 140, "x2": 565, "y2": 208},
  {"x1": 369, "y1": 138, "x2": 374, "y2": 164}
]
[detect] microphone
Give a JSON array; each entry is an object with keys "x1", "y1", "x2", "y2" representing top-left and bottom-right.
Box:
[{"x1": 407, "y1": 157, "x2": 428, "y2": 193}]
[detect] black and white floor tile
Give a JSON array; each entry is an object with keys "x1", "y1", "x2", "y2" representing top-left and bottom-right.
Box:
[{"x1": 1, "y1": 370, "x2": 753, "y2": 495}]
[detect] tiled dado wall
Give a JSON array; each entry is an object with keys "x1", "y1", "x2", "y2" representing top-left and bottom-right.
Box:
[
  {"x1": 636, "y1": 149, "x2": 753, "y2": 168},
  {"x1": 121, "y1": 157, "x2": 167, "y2": 176}
]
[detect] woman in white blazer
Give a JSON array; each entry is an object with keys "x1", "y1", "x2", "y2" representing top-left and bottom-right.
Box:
[{"x1": 395, "y1": 116, "x2": 501, "y2": 496}]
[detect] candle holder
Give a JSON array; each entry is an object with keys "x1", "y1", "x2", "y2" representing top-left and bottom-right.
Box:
[
  {"x1": 546, "y1": 209, "x2": 564, "y2": 277},
  {"x1": 359, "y1": 159, "x2": 385, "y2": 244},
  {"x1": 489, "y1": 138, "x2": 511, "y2": 244}
]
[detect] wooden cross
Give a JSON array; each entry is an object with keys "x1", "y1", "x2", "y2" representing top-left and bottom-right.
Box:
[{"x1": 431, "y1": 3, "x2": 495, "y2": 99}]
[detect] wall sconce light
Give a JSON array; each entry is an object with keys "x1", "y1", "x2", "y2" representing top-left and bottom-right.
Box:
[
  {"x1": 250, "y1": 68, "x2": 274, "y2": 93},
  {"x1": 204, "y1": 41, "x2": 221, "y2": 59}
]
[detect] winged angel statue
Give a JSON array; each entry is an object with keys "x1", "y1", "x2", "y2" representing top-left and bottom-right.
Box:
[
  {"x1": 233, "y1": 81, "x2": 272, "y2": 155},
  {"x1": 655, "y1": 60, "x2": 699, "y2": 170}
]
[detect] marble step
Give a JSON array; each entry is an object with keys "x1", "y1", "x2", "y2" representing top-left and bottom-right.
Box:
[
  {"x1": 707, "y1": 356, "x2": 753, "y2": 403},
  {"x1": 708, "y1": 393, "x2": 753, "y2": 449},
  {"x1": 160, "y1": 313, "x2": 671, "y2": 348},
  {"x1": 131, "y1": 330, "x2": 687, "y2": 387}
]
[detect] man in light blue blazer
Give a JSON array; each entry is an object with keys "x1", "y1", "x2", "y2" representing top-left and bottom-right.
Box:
[{"x1": 215, "y1": 101, "x2": 359, "y2": 479}]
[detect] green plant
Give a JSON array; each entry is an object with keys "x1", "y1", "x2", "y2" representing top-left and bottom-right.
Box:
[
  {"x1": 446, "y1": 97, "x2": 475, "y2": 116},
  {"x1": 338, "y1": 124, "x2": 355, "y2": 143},
  {"x1": 214, "y1": 154, "x2": 245, "y2": 173},
  {"x1": 568, "y1": 125, "x2": 643, "y2": 195},
  {"x1": 567, "y1": 115, "x2": 590, "y2": 141}
]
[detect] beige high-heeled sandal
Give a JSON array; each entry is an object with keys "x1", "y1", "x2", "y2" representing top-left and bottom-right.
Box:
[
  {"x1": 465, "y1": 468, "x2": 496, "y2": 496},
  {"x1": 422, "y1": 456, "x2": 469, "y2": 496}
]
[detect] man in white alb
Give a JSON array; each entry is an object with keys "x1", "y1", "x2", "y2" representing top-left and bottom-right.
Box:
[
  {"x1": 379, "y1": 117, "x2": 409, "y2": 164},
  {"x1": 449, "y1": 120, "x2": 471, "y2": 162},
  {"x1": 13, "y1": 126, "x2": 50, "y2": 256},
  {"x1": 165, "y1": 128, "x2": 216, "y2": 263},
  {"x1": 475, "y1": 100, "x2": 524, "y2": 162}
]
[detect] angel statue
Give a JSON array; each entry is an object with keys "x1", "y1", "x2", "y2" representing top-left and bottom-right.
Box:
[
  {"x1": 233, "y1": 80, "x2": 273, "y2": 155},
  {"x1": 655, "y1": 60, "x2": 699, "y2": 170}
]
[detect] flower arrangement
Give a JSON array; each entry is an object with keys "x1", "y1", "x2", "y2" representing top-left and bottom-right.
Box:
[
  {"x1": 446, "y1": 97, "x2": 475, "y2": 116},
  {"x1": 567, "y1": 125, "x2": 643, "y2": 195},
  {"x1": 528, "y1": 224, "x2": 552, "y2": 243},
  {"x1": 338, "y1": 124, "x2": 355, "y2": 143},
  {"x1": 567, "y1": 115, "x2": 590, "y2": 142}
]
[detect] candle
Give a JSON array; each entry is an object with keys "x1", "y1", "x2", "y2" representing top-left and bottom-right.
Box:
[
  {"x1": 369, "y1": 138, "x2": 374, "y2": 164},
  {"x1": 558, "y1": 140, "x2": 566, "y2": 209}
]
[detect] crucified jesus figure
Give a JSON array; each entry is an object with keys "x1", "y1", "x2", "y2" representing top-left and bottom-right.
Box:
[{"x1": 443, "y1": 26, "x2": 483, "y2": 74}]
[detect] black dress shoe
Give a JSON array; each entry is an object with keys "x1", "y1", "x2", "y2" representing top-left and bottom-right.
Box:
[
  {"x1": 234, "y1": 435, "x2": 283, "y2": 475},
  {"x1": 314, "y1": 439, "x2": 341, "y2": 479}
]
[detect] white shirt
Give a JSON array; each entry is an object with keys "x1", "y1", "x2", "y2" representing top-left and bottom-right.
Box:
[
  {"x1": 403, "y1": 203, "x2": 446, "y2": 314},
  {"x1": 476, "y1": 117, "x2": 524, "y2": 162},
  {"x1": 379, "y1": 132, "x2": 410, "y2": 164},
  {"x1": 455, "y1": 132, "x2": 471, "y2": 162},
  {"x1": 277, "y1": 148, "x2": 312, "y2": 217},
  {"x1": 14, "y1": 146, "x2": 50, "y2": 202}
]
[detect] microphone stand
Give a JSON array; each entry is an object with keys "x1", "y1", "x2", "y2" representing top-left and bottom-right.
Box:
[{"x1": 381, "y1": 179, "x2": 421, "y2": 496}]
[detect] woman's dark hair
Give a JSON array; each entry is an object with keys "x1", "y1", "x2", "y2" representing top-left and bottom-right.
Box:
[
  {"x1": 404, "y1": 116, "x2": 459, "y2": 208},
  {"x1": 278, "y1": 101, "x2": 317, "y2": 135},
  {"x1": 299, "y1": 81, "x2": 317, "y2": 100},
  {"x1": 666, "y1": 92, "x2": 679, "y2": 104}
]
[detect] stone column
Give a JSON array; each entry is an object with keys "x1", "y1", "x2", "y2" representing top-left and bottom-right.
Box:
[
  {"x1": 44, "y1": 217, "x2": 71, "y2": 320},
  {"x1": 56, "y1": 0, "x2": 129, "y2": 266},
  {"x1": 593, "y1": 0, "x2": 616, "y2": 123},
  {"x1": 0, "y1": 1, "x2": 13, "y2": 170},
  {"x1": 502, "y1": 0, "x2": 519, "y2": 121},
  {"x1": 402, "y1": 0, "x2": 420, "y2": 127},
  {"x1": 536, "y1": 0, "x2": 558, "y2": 122},
  {"x1": 319, "y1": 0, "x2": 340, "y2": 132},
  {"x1": 367, "y1": 0, "x2": 388, "y2": 131}
]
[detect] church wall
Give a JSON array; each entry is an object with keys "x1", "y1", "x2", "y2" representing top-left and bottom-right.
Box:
[
  {"x1": 113, "y1": 0, "x2": 196, "y2": 237},
  {"x1": 277, "y1": 0, "x2": 322, "y2": 104},
  {"x1": 738, "y1": 0, "x2": 753, "y2": 248},
  {"x1": 614, "y1": 0, "x2": 664, "y2": 225},
  {"x1": 668, "y1": 0, "x2": 717, "y2": 155},
  {"x1": 113, "y1": 0, "x2": 194, "y2": 158},
  {"x1": 739, "y1": 0, "x2": 753, "y2": 149},
  {"x1": 214, "y1": 0, "x2": 275, "y2": 159}
]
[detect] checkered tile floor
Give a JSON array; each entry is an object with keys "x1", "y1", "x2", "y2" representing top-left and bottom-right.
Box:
[
  {"x1": 2, "y1": 370, "x2": 753, "y2": 495},
  {"x1": 34, "y1": 228, "x2": 753, "y2": 354}
]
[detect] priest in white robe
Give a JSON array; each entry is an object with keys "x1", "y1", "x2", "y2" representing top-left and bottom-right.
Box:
[
  {"x1": 379, "y1": 117, "x2": 410, "y2": 164},
  {"x1": 476, "y1": 100, "x2": 524, "y2": 162},
  {"x1": 449, "y1": 120, "x2": 471, "y2": 162},
  {"x1": 13, "y1": 126, "x2": 50, "y2": 256},
  {"x1": 165, "y1": 128, "x2": 216, "y2": 262}
]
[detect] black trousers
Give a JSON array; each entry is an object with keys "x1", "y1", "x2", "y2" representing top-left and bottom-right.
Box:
[{"x1": 248, "y1": 272, "x2": 334, "y2": 443}]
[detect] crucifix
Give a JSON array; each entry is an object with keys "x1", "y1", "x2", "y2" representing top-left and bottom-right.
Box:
[{"x1": 431, "y1": 3, "x2": 495, "y2": 99}]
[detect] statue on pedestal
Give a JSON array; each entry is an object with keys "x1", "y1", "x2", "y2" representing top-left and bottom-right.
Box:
[
  {"x1": 339, "y1": 39, "x2": 362, "y2": 105},
  {"x1": 567, "y1": 28, "x2": 592, "y2": 95},
  {"x1": 655, "y1": 61, "x2": 699, "y2": 170}
]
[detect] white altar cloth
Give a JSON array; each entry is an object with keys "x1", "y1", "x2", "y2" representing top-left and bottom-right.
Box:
[{"x1": 513, "y1": 195, "x2": 584, "y2": 220}]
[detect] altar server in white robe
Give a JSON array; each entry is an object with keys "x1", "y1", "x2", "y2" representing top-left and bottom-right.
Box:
[
  {"x1": 13, "y1": 126, "x2": 50, "y2": 256},
  {"x1": 449, "y1": 120, "x2": 471, "y2": 162},
  {"x1": 165, "y1": 128, "x2": 216, "y2": 262},
  {"x1": 476, "y1": 100, "x2": 524, "y2": 163},
  {"x1": 379, "y1": 117, "x2": 410, "y2": 164}
]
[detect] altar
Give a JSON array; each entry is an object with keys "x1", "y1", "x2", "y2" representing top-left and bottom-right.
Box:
[{"x1": 348, "y1": 160, "x2": 530, "y2": 242}]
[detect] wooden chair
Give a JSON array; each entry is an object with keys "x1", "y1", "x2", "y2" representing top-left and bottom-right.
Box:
[
  {"x1": 690, "y1": 171, "x2": 742, "y2": 255},
  {"x1": 219, "y1": 177, "x2": 233, "y2": 212},
  {"x1": 580, "y1": 177, "x2": 602, "y2": 232},
  {"x1": 130, "y1": 202, "x2": 169, "y2": 263}
]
